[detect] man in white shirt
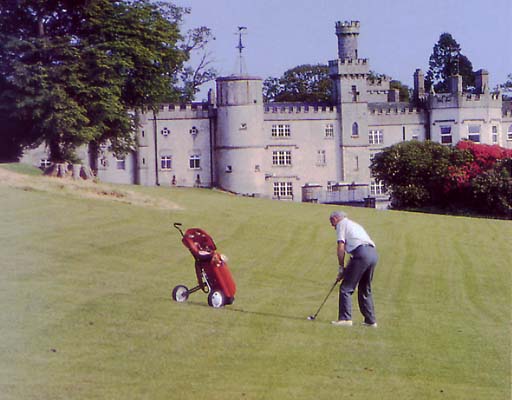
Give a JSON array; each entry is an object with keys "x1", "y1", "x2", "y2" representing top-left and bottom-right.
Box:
[{"x1": 329, "y1": 210, "x2": 378, "y2": 327}]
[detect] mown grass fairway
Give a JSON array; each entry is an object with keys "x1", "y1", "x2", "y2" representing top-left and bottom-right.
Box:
[{"x1": 1, "y1": 164, "x2": 510, "y2": 400}]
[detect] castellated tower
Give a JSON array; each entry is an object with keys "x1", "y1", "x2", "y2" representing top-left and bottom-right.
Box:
[
  {"x1": 336, "y1": 20, "x2": 360, "y2": 59},
  {"x1": 329, "y1": 21, "x2": 370, "y2": 105},
  {"x1": 215, "y1": 76, "x2": 266, "y2": 196},
  {"x1": 329, "y1": 20, "x2": 370, "y2": 183}
]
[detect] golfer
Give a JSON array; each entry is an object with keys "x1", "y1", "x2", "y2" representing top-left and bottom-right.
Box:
[{"x1": 329, "y1": 211, "x2": 378, "y2": 327}]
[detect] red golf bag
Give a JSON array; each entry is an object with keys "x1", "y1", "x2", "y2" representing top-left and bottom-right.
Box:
[{"x1": 172, "y1": 223, "x2": 236, "y2": 308}]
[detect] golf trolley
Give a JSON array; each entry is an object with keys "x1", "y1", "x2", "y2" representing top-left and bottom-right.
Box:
[{"x1": 172, "y1": 223, "x2": 236, "y2": 308}]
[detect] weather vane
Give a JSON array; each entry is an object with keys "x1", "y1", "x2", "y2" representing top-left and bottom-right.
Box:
[{"x1": 236, "y1": 26, "x2": 247, "y2": 75}]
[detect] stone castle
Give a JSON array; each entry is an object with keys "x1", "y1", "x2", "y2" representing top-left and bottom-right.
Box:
[{"x1": 22, "y1": 20, "x2": 512, "y2": 206}]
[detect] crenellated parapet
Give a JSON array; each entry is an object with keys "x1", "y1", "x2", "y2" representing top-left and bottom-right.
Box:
[
  {"x1": 335, "y1": 20, "x2": 361, "y2": 34},
  {"x1": 335, "y1": 20, "x2": 361, "y2": 60},
  {"x1": 429, "y1": 92, "x2": 502, "y2": 109},
  {"x1": 264, "y1": 103, "x2": 337, "y2": 114},
  {"x1": 154, "y1": 102, "x2": 211, "y2": 119},
  {"x1": 329, "y1": 58, "x2": 369, "y2": 76},
  {"x1": 368, "y1": 104, "x2": 423, "y2": 115},
  {"x1": 329, "y1": 59, "x2": 369, "y2": 67},
  {"x1": 367, "y1": 76, "x2": 390, "y2": 87},
  {"x1": 367, "y1": 103, "x2": 427, "y2": 126}
]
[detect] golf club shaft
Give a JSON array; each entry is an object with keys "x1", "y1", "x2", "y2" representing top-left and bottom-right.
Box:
[{"x1": 311, "y1": 280, "x2": 339, "y2": 318}]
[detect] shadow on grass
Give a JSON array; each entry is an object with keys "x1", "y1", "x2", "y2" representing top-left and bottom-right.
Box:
[{"x1": 178, "y1": 299, "x2": 319, "y2": 323}]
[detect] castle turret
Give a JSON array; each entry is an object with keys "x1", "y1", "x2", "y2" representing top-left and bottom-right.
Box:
[
  {"x1": 475, "y1": 69, "x2": 489, "y2": 94},
  {"x1": 215, "y1": 76, "x2": 265, "y2": 196},
  {"x1": 330, "y1": 20, "x2": 369, "y2": 104},
  {"x1": 449, "y1": 75, "x2": 463, "y2": 94},
  {"x1": 330, "y1": 20, "x2": 369, "y2": 184},
  {"x1": 413, "y1": 69, "x2": 426, "y2": 101},
  {"x1": 335, "y1": 21, "x2": 360, "y2": 60}
]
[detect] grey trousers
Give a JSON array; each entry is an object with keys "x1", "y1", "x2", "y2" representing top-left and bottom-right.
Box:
[{"x1": 339, "y1": 244, "x2": 378, "y2": 323}]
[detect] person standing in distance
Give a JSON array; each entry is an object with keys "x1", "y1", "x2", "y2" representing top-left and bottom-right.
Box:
[{"x1": 329, "y1": 210, "x2": 378, "y2": 327}]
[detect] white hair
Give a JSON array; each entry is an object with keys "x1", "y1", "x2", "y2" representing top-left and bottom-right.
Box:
[{"x1": 330, "y1": 210, "x2": 347, "y2": 219}]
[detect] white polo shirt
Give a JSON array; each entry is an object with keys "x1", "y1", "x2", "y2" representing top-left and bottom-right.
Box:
[{"x1": 336, "y1": 218, "x2": 375, "y2": 254}]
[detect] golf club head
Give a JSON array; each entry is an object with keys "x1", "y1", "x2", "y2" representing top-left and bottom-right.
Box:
[{"x1": 307, "y1": 315, "x2": 316, "y2": 321}]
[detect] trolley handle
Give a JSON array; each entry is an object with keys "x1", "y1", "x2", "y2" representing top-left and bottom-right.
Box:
[{"x1": 173, "y1": 222, "x2": 184, "y2": 237}]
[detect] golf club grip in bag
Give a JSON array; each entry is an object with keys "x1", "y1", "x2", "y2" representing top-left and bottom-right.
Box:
[{"x1": 182, "y1": 228, "x2": 216, "y2": 261}]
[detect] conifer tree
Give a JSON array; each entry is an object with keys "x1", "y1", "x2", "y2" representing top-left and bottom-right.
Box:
[{"x1": 425, "y1": 33, "x2": 475, "y2": 93}]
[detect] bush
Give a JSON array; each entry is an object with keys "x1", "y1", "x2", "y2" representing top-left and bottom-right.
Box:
[
  {"x1": 370, "y1": 141, "x2": 452, "y2": 208},
  {"x1": 470, "y1": 158, "x2": 512, "y2": 218},
  {"x1": 371, "y1": 140, "x2": 512, "y2": 218}
]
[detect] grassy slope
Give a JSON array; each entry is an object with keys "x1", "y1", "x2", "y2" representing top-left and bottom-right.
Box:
[{"x1": 1, "y1": 165, "x2": 510, "y2": 400}]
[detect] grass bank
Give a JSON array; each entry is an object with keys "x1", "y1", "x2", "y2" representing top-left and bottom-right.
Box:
[{"x1": 1, "y1": 164, "x2": 510, "y2": 399}]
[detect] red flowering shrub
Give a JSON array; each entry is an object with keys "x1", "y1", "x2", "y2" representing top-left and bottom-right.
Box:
[
  {"x1": 445, "y1": 165, "x2": 472, "y2": 191},
  {"x1": 456, "y1": 141, "x2": 512, "y2": 170},
  {"x1": 443, "y1": 141, "x2": 512, "y2": 217},
  {"x1": 445, "y1": 141, "x2": 512, "y2": 191}
]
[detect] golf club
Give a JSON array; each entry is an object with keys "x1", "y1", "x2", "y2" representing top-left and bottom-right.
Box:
[{"x1": 307, "y1": 279, "x2": 339, "y2": 321}]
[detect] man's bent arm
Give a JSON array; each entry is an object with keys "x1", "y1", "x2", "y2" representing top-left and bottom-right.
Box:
[{"x1": 337, "y1": 241, "x2": 346, "y2": 267}]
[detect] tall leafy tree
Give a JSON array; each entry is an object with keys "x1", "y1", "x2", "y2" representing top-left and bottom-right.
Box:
[
  {"x1": 263, "y1": 64, "x2": 333, "y2": 103},
  {"x1": 178, "y1": 26, "x2": 216, "y2": 102},
  {"x1": 264, "y1": 65, "x2": 409, "y2": 103},
  {"x1": 0, "y1": 72, "x2": 32, "y2": 161},
  {"x1": 0, "y1": 0, "x2": 211, "y2": 163},
  {"x1": 0, "y1": 0, "x2": 92, "y2": 162},
  {"x1": 425, "y1": 33, "x2": 475, "y2": 93}
]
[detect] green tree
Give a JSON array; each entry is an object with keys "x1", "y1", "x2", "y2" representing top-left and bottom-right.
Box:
[
  {"x1": 0, "y1": 74, "x2": 32, "y2": 161},
  {"x1": 0, "y1": 0, "x2": 210, "y2": 163},
  {"x1": 500, "y1": 73, "x2": 512, "y2": 89},
  {"x1": 425, "y1": 33, "x2": 475, "y2": 93},
  {"x1": 262, "y1": 77, "x2": 283, "y2": 103},
  {"x1": 471, "y1": 158, "x2": 512, "y2": 218},
  {"x1": 390, "y1": 80, "x2": 410, "y2": 102},
  {"x1": 370, "y1": 141, "x2": 453, "y2": 208},
  {"x1": 178, "y1": 26, "x2": 217, "y2": 102},
  {"x1": 368, "y1": 71, "x2": 409, "y2": 101},
  {"x1": 263, "y1": 64, "x2": 333, "y2": 103},
  {"x1": 498, "y1": 73, "x2": 512, "y2": 99}
]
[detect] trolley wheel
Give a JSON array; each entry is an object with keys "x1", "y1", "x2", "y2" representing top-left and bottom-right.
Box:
[
  {"x1": 172, "y1": 285, "x2": 189, "y2": 303},
  {"x1": 207, "y1": 290, "x2": 225, "y2": 308}
]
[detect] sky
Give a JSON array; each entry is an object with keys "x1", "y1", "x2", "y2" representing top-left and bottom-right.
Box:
[{"x1": 171, "y1": 0, "x2": 512, "y2": 101}]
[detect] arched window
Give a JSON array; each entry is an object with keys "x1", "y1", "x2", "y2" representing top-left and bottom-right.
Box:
[{"x1": 352, "y1": 122, "x2": 359, "y2": 137}]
